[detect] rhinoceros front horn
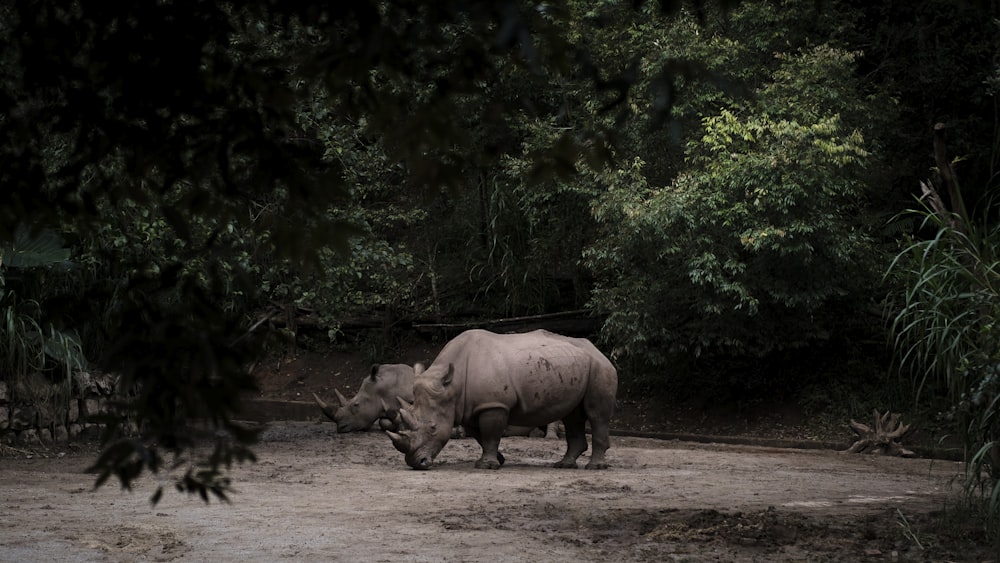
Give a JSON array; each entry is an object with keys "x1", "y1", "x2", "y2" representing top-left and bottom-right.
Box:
[
  {"x1": 313, "y1": 393, "x2": 337, "y2": 422},
  {"x1": 386, "y1": 430, "x2": 411, "y2": 454}
]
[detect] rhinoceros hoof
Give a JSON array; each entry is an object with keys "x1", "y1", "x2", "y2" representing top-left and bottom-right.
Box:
[
  {"x1": 475, "y1": 458, "x2": 503, "y2": 470},
  {"x1": 553, "y1": 460, "x2": 578, "y2": 469},
  {"x1": 584, "y1": 461, "x2": 609, "y2": 470}
]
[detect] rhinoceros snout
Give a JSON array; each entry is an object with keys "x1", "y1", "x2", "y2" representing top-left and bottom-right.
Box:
[{"x1": 409, "y1": 456, "x2": 432, "y2": 470}]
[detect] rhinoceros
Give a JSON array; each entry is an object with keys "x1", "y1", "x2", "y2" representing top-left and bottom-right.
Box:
[
  {"x1": 313, "y1": 363, "x2": 560, "y2": 437},
  {"x1": 386, "y1": 329, "x2": 618, "y2": 470},
  {"x1": 313, "y1": 364, "x2": 414, "y2": 433}
]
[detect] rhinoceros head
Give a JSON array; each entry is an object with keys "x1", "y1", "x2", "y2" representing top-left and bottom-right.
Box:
[
  {"x1": 386, "y1": 363, "x2": 457, "y2": 470},
  {"x1": 314, "y1": 364, "x2": 413, "y2": 432}
]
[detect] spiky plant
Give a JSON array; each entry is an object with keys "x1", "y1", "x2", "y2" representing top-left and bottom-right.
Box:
[
  {"x1": 887, "y1": 204, "x2": 1000, "y2": 537},
  {"x1": 1, "y1": 226, "x2": 85, "y2": 412}
]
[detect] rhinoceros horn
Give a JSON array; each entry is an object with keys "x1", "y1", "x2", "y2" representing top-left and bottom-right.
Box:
[
  {"x1": 397, "y1": 395, "x2": 414, "y2": 410},
  {"x1": 334, "y1": 388, "x2": 349, "y2": 406},
  {"x1": 399, "y1": 406, "x2": 419, "y2": 430},
  {"x1": 312, "y1": 393, "x2": 337, "y2": 421},
  {"x1": 386, "y1": 430, "x2": 411, "y2": 453},
  {"x1": 378, "y1": 399, "x2": 402, "y2": 431}
]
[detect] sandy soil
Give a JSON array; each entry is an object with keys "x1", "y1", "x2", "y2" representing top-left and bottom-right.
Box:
[{"x1": 0, "y1": 421, "x2": 980, "y2": 562}]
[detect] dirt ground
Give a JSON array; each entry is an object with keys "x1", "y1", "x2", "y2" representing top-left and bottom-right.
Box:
[
  {"x1": 0, "y1": 422, "x2": 980, "y2": 562},
  {"x1": 0, "y1": 341, "x2": 995, "y2": 561}
]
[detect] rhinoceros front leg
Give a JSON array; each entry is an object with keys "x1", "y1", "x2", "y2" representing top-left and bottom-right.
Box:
[
  {"x1": 471, "y1": 408, "x2": 508, "y2": 470},
  {"x1": 554, "y1": 408, "x2": 588, "y2": 469}
]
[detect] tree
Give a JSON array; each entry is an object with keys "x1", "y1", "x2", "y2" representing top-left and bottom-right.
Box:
[{"x1": 586, "y1": 10, "x2": 886, "y2": 389}]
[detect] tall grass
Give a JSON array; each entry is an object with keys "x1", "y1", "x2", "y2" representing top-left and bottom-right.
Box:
[
  {"x1": 0, "y1": 296, "x2": 86, "y2": 413},
  {"x1": 1, "y1": 225, "x2": 86, "y2": 411},
  {"x1": 887, "y1": 206, "x2": 1000, "y2": 538},
  {"x1": 1, "y1": 299, "x2": 49, "y2": 379}
]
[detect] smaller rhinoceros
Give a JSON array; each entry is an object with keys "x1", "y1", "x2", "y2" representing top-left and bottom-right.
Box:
[
  {"x1": 386, "y1": 329, "x2": 618, "y2": 470},
  {"x1": 313, "y1": 364, "x2": 414, "y2": 433}
]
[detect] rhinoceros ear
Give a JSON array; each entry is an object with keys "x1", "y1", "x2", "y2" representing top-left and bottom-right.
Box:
[
  {"x1": 369, "y1": 364, "x2": 380, "y2": 381},
  {"x1": 441, "y1": 363, "x2": 454, "y2": 386}
]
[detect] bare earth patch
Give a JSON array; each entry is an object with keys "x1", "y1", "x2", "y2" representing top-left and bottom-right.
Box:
[{"x1": 0, "y1": 421, "x2": 981, "y2": 562}]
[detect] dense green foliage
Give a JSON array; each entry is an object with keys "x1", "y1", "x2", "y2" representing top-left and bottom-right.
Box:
[
  {"x1": 588, "y1": 41, "x2": 881, "y2": 366},
  {"x1": 1, "y1": 0, "x2": 999, "y2": 525}
]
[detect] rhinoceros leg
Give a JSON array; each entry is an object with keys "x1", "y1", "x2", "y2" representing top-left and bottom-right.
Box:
[
  {"x1": 471, "y1": 408, "x2": 508, "y2": 470},
  {"x1": 585, "y1": 422, "x2": 610, "y2": 470},
  {"x1": 583, "y1": 392, "x2": 614, "y2": 470},
  {"x1": 554, "y1": 407, "x2": 588, "y2": 469}
]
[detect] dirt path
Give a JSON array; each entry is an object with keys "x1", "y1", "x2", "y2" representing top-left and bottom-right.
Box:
[{"x1": 0, "y1": 421, "x2": 975, "y2": 562}]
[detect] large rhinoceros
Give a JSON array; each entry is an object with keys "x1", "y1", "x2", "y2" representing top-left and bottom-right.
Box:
[
  {"x1": 386, "y1": 329, "x2": 618, "y2": 470},
  {"x1": 313, "y1": 364, "x2": 414, "y2": 433},
  {"x1": 313, "y1": 363, "x2": 558, "y2": 437}
]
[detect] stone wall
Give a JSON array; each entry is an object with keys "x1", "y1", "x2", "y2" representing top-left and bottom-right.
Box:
[{"x1": 0, "y1": 371, "x2": 119, "y2": 446}]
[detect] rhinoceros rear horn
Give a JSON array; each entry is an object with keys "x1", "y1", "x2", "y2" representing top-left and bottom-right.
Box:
[
  {"x1": 380, "y1": 399, "x2": 402, "y2": 430},
  {"x1": 313, "y1": 393, "x2": 337, "y2": 421},
  {"x1": 334, "y1": 388, "x2": 349, "y2": 406},
  {"x1": 399, "y1": 406, "x2": 419, "y2": 430},
  {"x1": 387, "y1": 430, "x2": 411, "y2": 453},
  {"x1": 397, "y1": 395, "x2": 414, "y2": 411}
]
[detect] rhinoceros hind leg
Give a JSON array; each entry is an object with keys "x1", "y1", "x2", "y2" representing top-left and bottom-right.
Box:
[
  {"x1": 554, "y1": 408, "x2": 588, "y2": 469},
  {"x1": 584, "y1": 425, "x2": 611, "y2": 469},
  {"x1": 583, "y1": 406, "x2": 612, "y2": 470}
]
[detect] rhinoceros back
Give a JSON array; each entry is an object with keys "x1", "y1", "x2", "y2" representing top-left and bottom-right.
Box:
[{"x1": 434, "y1": 329, "x2": 615, "y2": 428}]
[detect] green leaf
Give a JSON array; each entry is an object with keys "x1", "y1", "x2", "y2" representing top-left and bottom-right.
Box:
[{"x1": 1, "y1": 225, "x2": 70, "y2": 269}]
